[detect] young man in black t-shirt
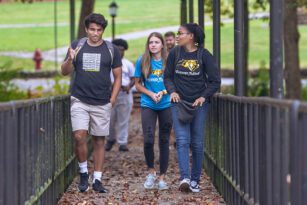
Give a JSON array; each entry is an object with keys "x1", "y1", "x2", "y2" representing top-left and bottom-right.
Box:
[{"x1": 61, "y1": 13, "x2": 122, "y2": 193}]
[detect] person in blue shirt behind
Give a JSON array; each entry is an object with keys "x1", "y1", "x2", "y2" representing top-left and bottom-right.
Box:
[{"x1": 134, "y1": 32, "x2": 172, "y2": 191}]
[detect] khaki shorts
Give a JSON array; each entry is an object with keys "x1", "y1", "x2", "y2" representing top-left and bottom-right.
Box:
[{"x1": 70, "y1": 96, "x2": 112, "y2": 136}]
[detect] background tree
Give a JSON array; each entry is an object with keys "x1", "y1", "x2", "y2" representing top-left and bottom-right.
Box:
[
  {"x1": 255, "y1": 0, "x2": 306, "y2": 99},
  {"x1": 284, "y1": 0, "x2": 301, "y2": 98},
  {"x1": 206, "y1": 0, "x2": 306, "y2": 99},
  {"x1": 77, "y1": 0, "x2": 95, "y2": 39}
]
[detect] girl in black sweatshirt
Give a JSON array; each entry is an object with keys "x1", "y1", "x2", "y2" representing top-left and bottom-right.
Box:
[{"x1": 164, "y1": 23, "x2": 221, "y2": 193}]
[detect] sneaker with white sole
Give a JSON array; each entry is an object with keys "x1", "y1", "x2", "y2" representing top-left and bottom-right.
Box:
[
  {"x1": 189, "y1": 180, "x2": 200, "y2": 192},
  {"x1": 144, "y1": 173, "x2": 156, "y2": 189},
  {"x1": 78, "y1": 172, "x2": 89, "y2": 192},
  {"x1": 179, "y1": 178, "x2": 190, "y2": 192},
  {"x1": 92, "y1": 179, "x2": 108, "y2": 193},
  {"x1": 158, "y1": 180, "x2": 169, "y2": 190}
]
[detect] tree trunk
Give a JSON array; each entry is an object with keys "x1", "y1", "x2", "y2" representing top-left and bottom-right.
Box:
[
  {"x1": 284, "y1": 0, "x2": 301, "y2": 99},
  {"x1": 77, "y1": 0, "x2": 95, "y2": 39}
]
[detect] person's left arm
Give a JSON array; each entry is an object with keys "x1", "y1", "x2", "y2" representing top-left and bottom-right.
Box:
[
  {"x1": 193, "y1": 49, "x2": 221, "y2": 106},
  {"x1": 122, "y1": 60, "x2": 135, "y2": 93},
  {"x1": 128, "y1": 62, "x2": 136, "y2": 90},
  {"x1": 202, "y1": 49, "x2": 221, "y2": 98},
  {"x1": 110, "y1": 46, "x2": 122, "y2": 106}
]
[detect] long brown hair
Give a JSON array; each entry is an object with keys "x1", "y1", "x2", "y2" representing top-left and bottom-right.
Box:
[{"x1": 141, "y1": 32, "x2": 168, "y2": 79}]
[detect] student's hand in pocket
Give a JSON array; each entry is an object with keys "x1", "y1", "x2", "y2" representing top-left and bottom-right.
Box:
[{"x1": 110, "y1": 98, "x2": 116, "y2": 107}]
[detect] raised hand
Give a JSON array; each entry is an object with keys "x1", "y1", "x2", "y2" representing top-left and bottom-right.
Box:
[{"x1": 67, "y1": 47, "x2": 79, "y2": 61}]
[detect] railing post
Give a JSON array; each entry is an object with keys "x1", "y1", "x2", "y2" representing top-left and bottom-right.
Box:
[
  {"x1": 270, "y1": 0, "x2": 284, "y2": 99},
  {"x1": 213, "y1": 0, "x2": 221, "y2": 74},
  {"x1": 189, "y1": 0, "x2": 194, "y2": 23},
  {"x1": 198, "y1": 0, "x2": 204, "y2": 31},
  {"x1": 234, "y1": 0, "x2": 248, "y2": 96},
  {"x1": 181, "y1": 0, "x2": 188, "y2": 25},
  {"x1": 290, "y1": 100, "x2": 300, "y2": 205}
]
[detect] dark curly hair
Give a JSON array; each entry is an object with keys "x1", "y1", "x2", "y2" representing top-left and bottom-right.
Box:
[
  {"x1": 112, "y1": 38, "x2": 129, "y2": 50},
  {"x1": 84, "y1": 13, "x2": 108, "y2": 29}
]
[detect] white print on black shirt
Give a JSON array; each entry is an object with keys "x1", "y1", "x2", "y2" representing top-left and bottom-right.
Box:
[
  {"x1": 82, "y1": 53, "x2": 101, "y2": 72},
  {"x1": 175, "y1": 70, "x2": 200, "y2": 76}
]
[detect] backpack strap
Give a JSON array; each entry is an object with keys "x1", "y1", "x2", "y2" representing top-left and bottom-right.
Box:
[
  {"x1": 174, "y1": 45, "x2": 203, "y2": 67},
  {"x1": 73, "y1": 37, "x2": 87, "y2": 63},
  {"x1": 197, "y1": 47, "x2": 203, "y2": 66},
  {"x1": 105, "y1": 41, "x2": 114, "y2": 67},
  {"x1": 73, "y1": 38, "x2": 115, "y2": 67},
  {"x1": 174, "y1": 45, "x2": 181, "y2": 66},
  {"x1": 70, "y1": 37, "x2": 87, "y2": 92}
]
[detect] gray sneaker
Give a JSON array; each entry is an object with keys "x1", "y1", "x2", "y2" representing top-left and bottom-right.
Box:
[
  {"x1": 144, "y1": 173, "x2": 156, "y2": 189},
  {"x1": 158, "y1": 180, "x2": 169, "y2": 190}
]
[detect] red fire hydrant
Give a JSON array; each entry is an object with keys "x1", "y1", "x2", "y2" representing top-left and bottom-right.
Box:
[{"x1": 33, "y1": 48, "x2": 43, "y2": 71}]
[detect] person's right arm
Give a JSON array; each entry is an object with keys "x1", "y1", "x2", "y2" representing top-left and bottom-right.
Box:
[
  {"x1": 164, "y1": 48, "x2": 180, "y2": 103},
  {"x1": 61, "y1": 47, "x2": 76, "y2": 76}
]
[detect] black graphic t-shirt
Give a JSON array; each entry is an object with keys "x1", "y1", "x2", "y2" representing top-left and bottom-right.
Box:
[
  {"x1": 67, "y1": 40, "x2": 122, "y2": 105},
  {"x1": 164, "y1": 47, "x2": 221, "y2": 103}
]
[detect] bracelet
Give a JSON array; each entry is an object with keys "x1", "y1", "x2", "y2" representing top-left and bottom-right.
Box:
[{"x1": 161, "y1": 90, "x2": 167, "y2": 95}]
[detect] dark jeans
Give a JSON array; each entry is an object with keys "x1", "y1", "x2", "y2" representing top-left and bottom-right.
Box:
[{"x1": 141, "y1": 107, "x2": 172, "y2": 175}]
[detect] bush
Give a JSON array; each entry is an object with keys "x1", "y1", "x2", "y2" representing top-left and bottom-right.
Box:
[
  {"x1": 301, "y1": 86, "x2": 307, "y2": 101},
  {"x1": 0, "y1": 61, "x2": 27, "y2": 102},
  {"x1": 248, "y1": 61, "x2": 270, "y2": 97}
]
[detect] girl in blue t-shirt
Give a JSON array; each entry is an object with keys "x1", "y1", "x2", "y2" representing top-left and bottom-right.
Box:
[{"x1": 134, "y1": 32, "x2": 172, "y2": 190}]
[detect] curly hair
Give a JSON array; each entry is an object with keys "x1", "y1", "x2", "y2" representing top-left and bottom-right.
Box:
[{"x1": 84, "y1": 13, "x2": 108, "y2": 29}]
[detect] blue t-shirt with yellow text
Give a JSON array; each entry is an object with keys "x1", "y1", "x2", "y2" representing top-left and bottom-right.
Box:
[{"x1": 134, "y1": 56, "x2": 170, "y2": 110}]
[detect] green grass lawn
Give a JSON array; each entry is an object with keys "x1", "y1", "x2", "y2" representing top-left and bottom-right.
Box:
[
  {"x1": 0, "y1": 0, "x2": 180, "y2": 44},
  {"x1": 127, "y1": 20, "x2": 307, "y2": 69},
  {"x1": 0, "y1": 56, "x2": 57, "y2": 71},
  {"x1": 0, "y1": 0, "x2": 306, "y2": 71}
]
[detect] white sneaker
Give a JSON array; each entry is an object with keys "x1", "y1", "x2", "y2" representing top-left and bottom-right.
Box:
[
  {"x1": 189, "y1": 180, "x2": 200, "y2": 193},
  {"x1": 179, "y1": 178, "x2": 190, "y2": 192},
  {"x1": 158, "y1": 180, "x2": 169, "y2": 190},
  {"x1": 144, "y1": 173, "x2": 156, "y2": 189}
]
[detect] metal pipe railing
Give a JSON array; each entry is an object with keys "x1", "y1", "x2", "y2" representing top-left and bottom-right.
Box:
[
  {"x1": 205, "y1": 94, "x2": 307, "y2": 205},
  {"x1": 0, "y1": 95, "x2": 76, "y2": 205}
]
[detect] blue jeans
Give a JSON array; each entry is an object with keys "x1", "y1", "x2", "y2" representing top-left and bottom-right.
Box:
[{"x1": 171, "y1": 102, "x2": 209, "y2": 183}]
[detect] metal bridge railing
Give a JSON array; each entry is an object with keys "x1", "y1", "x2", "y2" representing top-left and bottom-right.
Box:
[
  {"x1": 204, "y1": 94, "x2": 307, "y2": 205},
  {"x1": 0, "y1": 95, "x2": 76, "y2": 205}
]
